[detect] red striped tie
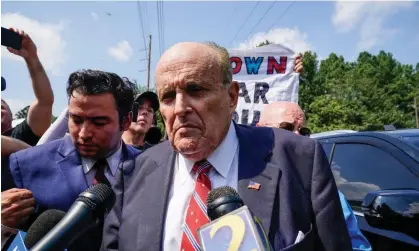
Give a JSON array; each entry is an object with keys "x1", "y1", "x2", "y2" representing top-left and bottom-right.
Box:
[{"x1": 180, "y1": 160, "x2": 212, "y2": 251}]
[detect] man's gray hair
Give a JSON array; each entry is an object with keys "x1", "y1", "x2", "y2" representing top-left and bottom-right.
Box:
[{"x1": 203, "y1": 42, "x2": 232, "y2": 87}]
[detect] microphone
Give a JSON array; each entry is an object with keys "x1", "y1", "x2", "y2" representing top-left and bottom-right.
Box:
[
  {"x1": 197, "y1": 186, "x2": 273, "y2": 251},
  {"x1": 25, "y1": 209, "x2": 66, "y2": 248},
  {"x1": 6, "y1": 209, "x2": 65, "y2": 251},
  {"x1": 30, "y1": 183, "x2": 116, "y2": 251}
]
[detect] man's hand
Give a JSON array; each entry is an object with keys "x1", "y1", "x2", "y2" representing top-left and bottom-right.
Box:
[
  {"x1": 6, "y1": 28, "x2": 38, "y2": 60},
  {"x1": 1, "y1": 188, "x2": 35, "y2": 228},
  {"x1": 294, "y1": 53, "x2": 303, "y2": 73}
]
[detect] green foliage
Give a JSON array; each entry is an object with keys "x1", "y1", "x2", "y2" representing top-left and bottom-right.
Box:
[
  {"x1": 302, "y1": 51, "x2": 419, "y2": 133},
  {"x1": 51, "y1": 115, "x2": 58, "y2": 124},
  {"x1": 255, "y1": 40, "x2": 419, "y2": 132},
  {"x1": 14, "y1": 105, "x2": 30, "y2": 119}
]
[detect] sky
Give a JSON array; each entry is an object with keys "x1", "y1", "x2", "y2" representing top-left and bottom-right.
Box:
[{"x1": 1, "y1": 0, "x2": 419, "y2": 118}]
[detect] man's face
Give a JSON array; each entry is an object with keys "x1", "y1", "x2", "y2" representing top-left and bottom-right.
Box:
[
  {"x1": 129, "y1": 99, "x2": 154, "y2": 134},
  {"x1": 1, "y1": 99, "x2": 13, "y2": 132},
  {"x1": 68, "y1": 91, "x2": 131, "y2": 159},
  {"x1": 155, "y1": 43, "x2": 238, "y2": 161}
]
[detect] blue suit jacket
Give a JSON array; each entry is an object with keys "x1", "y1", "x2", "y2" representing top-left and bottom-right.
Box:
[
  {"x1": 8, "y1": 135, "x2": 140, "y2": 212},
  {"x1": 102, "y1": 124, "x2": 352, "y2": 251}
]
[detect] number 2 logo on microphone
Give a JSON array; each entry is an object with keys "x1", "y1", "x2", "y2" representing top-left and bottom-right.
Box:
[{"x1": 197, "y1": 207, "x2": 264, "y2": 251}]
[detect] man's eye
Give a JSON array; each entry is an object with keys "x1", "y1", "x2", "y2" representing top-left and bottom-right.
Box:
[
  {"x1": 93, "y1": 120, "x2": 107, "y2": 126},
  {"x1": 70, "y1": 117, "x2": 83, "y2": 124},
  {"x1": 161, "y1": 91, "x2": 176, "y2": 101},
  {"x1": 186, "y1": 84, "x2": 202, "y2": 92}
]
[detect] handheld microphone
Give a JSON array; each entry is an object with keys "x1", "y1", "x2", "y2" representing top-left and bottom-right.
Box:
[
  {"x1": 197, "y1": 186, "x2": 273, "y2": 251},
  {"x1": 24, "y1": 209, "x2": 66, "y2": 248},
  {"x1": 6, "y1": 209, "x2": 65, "y2": 251},
  {"x1": 30, "y1": 183, "x2": 116, "y2": 251}
]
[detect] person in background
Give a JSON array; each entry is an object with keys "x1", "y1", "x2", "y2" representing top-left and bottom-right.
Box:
[
  {"x1": 102, "y1": 42, "x2": 351, "y2": 251},
  {"x1": 3, "y1": 70, "x2": 141, "y2": 251},
  {"x1": 257, "y1": 101, "x2": 372, "y2": 251},
  {"x1": 122, "y1": 90, "x2": 161, "y2": 151},
  {"x1": 1, "y1": 28, "x2": 54, "y2": 146}
]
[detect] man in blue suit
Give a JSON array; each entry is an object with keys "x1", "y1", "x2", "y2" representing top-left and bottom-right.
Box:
[
  {"x1": 3, "y1": 70, "x2": 140, "y2": 250},
  {"x1": 102, "y1": 42, "x2": 352, "y2": 251}
]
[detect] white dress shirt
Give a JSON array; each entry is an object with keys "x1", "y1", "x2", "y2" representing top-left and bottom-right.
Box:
[
  {"x1": 81, "y1": 141, "x2": 123, "y2": 186},
  {"x1": 163, "y1": 121, "x2": 239, "y2": 251}
]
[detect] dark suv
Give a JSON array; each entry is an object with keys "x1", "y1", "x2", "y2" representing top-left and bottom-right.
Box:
[{"x1": 311, "y1": 129, "x2": 419, "y2": 251}]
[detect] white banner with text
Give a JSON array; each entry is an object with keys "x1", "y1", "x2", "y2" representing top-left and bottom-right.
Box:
[{"x1": 228, "y1": 44, "x2": 299, "y2": 126}]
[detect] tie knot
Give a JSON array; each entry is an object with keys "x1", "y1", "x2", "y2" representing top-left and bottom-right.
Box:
[
  {"x1": 94, "y1": 159, "x2": 108, "y2": 170},
  {"x1": 192, "y1": 160, "x2": 211, "y2": 175}
]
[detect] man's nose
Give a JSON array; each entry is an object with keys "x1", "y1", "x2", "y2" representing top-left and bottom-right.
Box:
[
  {"x1": 79, "y1": 123, "x2": 93, "y2": 139},
  {"x1": 174, "y1": 93, "x2": 191, "y2": 116}
]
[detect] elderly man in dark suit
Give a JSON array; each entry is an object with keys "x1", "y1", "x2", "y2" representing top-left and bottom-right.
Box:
[{"x1": 102, "y1": 42, "x2": 352, "y2": 251}]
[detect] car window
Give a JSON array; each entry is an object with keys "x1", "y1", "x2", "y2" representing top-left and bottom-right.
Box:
[
  {"x1": 319, "y1": 142, "x2": 333, "y2": 161},
  {"x1": 331, "y1": 143, "x2": 419, "y2": 209}
]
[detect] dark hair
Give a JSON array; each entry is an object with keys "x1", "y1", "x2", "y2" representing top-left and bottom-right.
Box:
[{"x1": 66, "y1": 69, "x2": 135, "y2": 125}]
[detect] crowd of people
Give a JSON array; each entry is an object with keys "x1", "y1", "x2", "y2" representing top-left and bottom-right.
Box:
[{"x1": 1, "y1": 29, "x2": 372, "y2": 251}]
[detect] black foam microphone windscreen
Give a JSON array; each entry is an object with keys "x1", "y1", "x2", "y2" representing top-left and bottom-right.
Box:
[{"x1": 24, "y1": 209, "x2": 66, "y2": 248}]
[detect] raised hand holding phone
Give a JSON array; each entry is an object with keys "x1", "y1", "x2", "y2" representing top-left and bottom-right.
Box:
[{"x1": 6, "y1": 28, "x2": 38, "y2": 60}]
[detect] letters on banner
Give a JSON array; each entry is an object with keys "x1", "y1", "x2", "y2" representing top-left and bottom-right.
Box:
[{"x1": 228, "y1": 44, "x2": 300, "y2": 126}]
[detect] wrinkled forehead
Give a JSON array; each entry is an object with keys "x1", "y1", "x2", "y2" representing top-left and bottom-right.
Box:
[{"x1": 155, "y1": 45, "x2": 221, "y2": 90}]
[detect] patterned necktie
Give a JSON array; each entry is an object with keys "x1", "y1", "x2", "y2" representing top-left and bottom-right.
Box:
[
  {"x1": 92, "y1": 159, "x2": 110, "y2": 186},
  {"x1": 180, "y1": 160, "x2": 212, "y2": 251}
]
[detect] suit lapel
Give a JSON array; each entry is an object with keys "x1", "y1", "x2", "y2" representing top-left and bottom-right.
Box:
[
  {"x1": 235, "y1": 124, "x2": 281, "y2": 234},
  {"x1": 56, "y1": 136, "x2": 89, "y2": 198},
  {"x1": 134, "y1": 142, "x2": 176, "y2": 250}
]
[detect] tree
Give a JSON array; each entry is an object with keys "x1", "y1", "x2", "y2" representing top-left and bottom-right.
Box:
[
  {"x1": 251, "y1": 39, "x2": 419, "y2": 132},
  {"x1": 14, "y1": 105, "x2": 29, "y2": 119}
]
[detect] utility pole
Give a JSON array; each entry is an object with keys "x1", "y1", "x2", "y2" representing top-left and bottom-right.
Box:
[
  {"x1": 415, "y1": 97, "x2": 419, "y2": 128},
  {"x1": 147, "y1": 34, "x2": 152, "y2": 91}
]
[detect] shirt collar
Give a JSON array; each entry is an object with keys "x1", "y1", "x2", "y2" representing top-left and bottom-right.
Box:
[
  {"x1": 179, "y1": 121, "x2": 238, "y2": 178},
  {"x1": 81, "y1": 141, "x2": 123, "y2": 177}
]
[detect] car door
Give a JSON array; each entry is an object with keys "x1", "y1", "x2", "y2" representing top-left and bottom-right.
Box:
[{"x1": 320, "y1": 135, "x2": 419, "y2": 247}]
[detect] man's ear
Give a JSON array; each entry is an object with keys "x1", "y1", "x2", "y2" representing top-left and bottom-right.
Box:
[
  {"x1": 256, "y1": 123, "x2": 260, "y2": 127},
  {"x1": 228, "y1": 81, "x2": 239, "y2": 111},
  {"x1": 122, "y1": 111, "x2": 133, "y2": 131}
]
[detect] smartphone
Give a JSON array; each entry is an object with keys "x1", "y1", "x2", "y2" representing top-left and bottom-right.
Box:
[{"x1": 1, "y1": 27, "x2": 22, "y2": 50}]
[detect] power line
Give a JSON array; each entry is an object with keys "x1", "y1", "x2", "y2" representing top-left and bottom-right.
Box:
[
  {"x1": 224, "y1": 3, "x2": 239, "y2": 33},
  {"x1": 137, "y1": 0, "x2": 148, "y2": 59},
  {"x1": 156, "y1": 1, "x2": 163, "y2": 56},
  {"x1": 161, "y1": 1, "x2": 165, "y2": 53},
  {"x1": 228, "y1": 1, "x2": 261, "y2": 46},
  {"x1": 267, "y1": 1, "x2": 296, "y2": 31},
  {"x1": 143, "y1": 1, "x2": 150, "y2": 36},
  {"x1": 245, "y1": 1, "x2": 277, "y2": 39}
]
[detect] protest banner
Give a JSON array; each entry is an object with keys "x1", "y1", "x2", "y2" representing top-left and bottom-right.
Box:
[{"x1": 228, "y1": 44, "x2": 300, "y2": 126}]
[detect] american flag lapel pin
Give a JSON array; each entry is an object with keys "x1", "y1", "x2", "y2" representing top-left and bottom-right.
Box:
[{"x1": 247, "y1": 181, "x2": 261, "y2": 190}]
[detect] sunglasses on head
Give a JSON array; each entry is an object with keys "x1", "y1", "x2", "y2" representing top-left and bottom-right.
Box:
[{"x1": 279, "y1": 122, "x2": 311, "y2": 136}]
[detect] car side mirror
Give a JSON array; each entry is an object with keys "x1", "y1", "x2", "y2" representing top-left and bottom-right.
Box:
[{"x1": 361, "y1": 189, "x2": 419, "y2": 241}]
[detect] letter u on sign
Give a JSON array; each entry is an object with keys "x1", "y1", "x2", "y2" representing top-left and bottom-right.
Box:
[{"x1": 197, "y1": 206, "x2": 270, "y2": 251}]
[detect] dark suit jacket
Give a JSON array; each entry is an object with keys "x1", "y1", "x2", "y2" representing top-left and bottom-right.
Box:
[
  {"x1": 7, "y1": 135, "x2": 140, "y2": 250},
  {"x1": 102, "y1": 124, "x2": 352, "y2": 251}
]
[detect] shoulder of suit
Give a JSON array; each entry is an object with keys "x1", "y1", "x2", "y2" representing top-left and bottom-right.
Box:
[
  {"x1": 12, "y1": 137, "x2": 65, "y2": 159},
  {"x1": 270, "y1": 127, "x2": 317, "y2": 150},
  {"x1": 134, "y1": 140, "x2": 172, "y2": 164}
]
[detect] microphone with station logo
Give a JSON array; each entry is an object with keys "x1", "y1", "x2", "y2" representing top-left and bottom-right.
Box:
[{"x1": 197, "y1": 186, "x2": 273, "y2": 251}]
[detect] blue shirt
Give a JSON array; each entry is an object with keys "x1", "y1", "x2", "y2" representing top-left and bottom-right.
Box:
[{"x1": 339, "y1": 191, "x2": 372, "y2": 251}]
